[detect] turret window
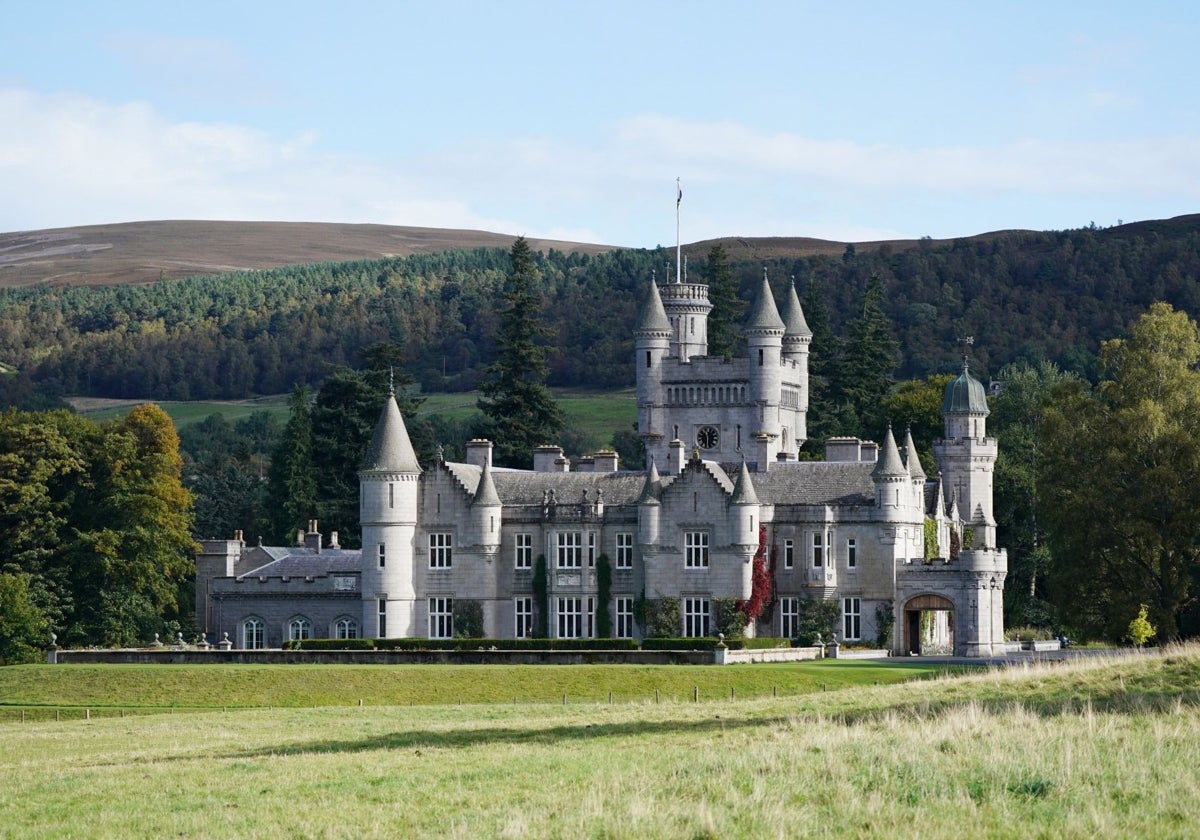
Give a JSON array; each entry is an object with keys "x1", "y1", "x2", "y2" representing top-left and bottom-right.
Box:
[
  {"x1": 377, "y1": 544, "x2": 385, "y2": 568},
  {"x1": 429, "y1": 533, "x2": 453, "y2": 568}
]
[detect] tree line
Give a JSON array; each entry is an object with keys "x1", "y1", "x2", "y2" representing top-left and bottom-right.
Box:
[{"x1": 5, "y1": 218, "x2": 1200, "y2": 409}]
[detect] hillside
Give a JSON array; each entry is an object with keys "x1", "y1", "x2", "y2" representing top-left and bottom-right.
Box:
[{"x1": 0, "y1": 220, "x2": 615, "y2": 288}]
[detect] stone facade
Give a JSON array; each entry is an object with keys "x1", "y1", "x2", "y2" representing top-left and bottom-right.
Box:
[{"x1": 197, "y1": 272, "x2": 1007, "y2": 656}]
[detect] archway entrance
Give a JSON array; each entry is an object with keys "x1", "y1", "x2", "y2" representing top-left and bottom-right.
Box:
[{"x1": 903, "y1": 594, "x2": 954, "y2": 655}]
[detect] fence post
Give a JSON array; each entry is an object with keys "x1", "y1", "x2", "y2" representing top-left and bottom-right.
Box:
[{"x1": 694, "y1": 686, "x2": 698, "y2": 702}]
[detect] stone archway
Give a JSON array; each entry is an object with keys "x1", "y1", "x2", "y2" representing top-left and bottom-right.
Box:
[{"x1": 903, "y1": 594, "x2": 955, "y2": 656}]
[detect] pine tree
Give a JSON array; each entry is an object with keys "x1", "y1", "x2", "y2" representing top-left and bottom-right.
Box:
[
  {"x1": 266, "y1": 385, "x2": 318, "y2": 543},
  {"x1": 478, "y1": 237, "x2": 565, "y2": 467},
  {"x1": 703, "y1": 244, "x2": 744, "y2": 360},
  {"x1": 831, "y1": 275, "x2": 900, "y2": 437}
]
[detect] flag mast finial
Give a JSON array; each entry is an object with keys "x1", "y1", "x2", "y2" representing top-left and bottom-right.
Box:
[{"x1": 675, "y1": 177, "x2": 682, "y2": 284}]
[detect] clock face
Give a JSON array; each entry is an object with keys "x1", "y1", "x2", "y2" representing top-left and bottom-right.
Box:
[{"x1": 697, "y1": 425, "x2": 720, "y2": 450}]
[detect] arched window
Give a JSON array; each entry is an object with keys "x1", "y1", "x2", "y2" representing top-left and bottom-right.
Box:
[
  {"x1": 241, "y1": 618, "x2": 264, "y2": 650},
  {"x1": 334, "y1": 617, "x2": 359, "y2": 640},
  {"x1": 288, "y1": 617, "x2": 311, "y2": 641}
]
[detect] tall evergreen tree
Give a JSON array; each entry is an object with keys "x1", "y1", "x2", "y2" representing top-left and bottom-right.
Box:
[
  {"x1": 831, "y1": 275, "x2": 901, "y2": 437},
  {"x1": 266, "y1": 385, "x2": 318, "y2": 543},
  {"x1": 703, "y1": 244, "x2": 744, "y2": 360},
  {"x1": 478, "y1": 237, "x2": 564, "y2": 467}
]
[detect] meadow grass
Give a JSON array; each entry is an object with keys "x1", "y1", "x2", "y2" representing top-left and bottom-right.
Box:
[
  {"x1": 0, "y1": 659, "x2": 941, "y2": 719},
  {"x1": 2, "y1": 649, "x2": 1200, "y2": 838}
]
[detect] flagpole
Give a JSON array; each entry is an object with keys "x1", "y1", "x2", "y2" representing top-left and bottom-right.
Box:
[{"x1": 675, "y1": 177, "x2": 682, "y2": 284}]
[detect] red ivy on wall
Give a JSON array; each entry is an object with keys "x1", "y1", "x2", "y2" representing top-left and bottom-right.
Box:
[{"x1": 738, "y1": 524, "x2": 775, "y2": 623}]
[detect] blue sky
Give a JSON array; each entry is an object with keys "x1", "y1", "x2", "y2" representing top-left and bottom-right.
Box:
[{"x1": 3, "y1": 1, "x2": 1198, "y2": 246}]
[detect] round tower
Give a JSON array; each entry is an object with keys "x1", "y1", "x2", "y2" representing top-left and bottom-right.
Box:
[
  {"x1": 780, "y1": 278, "x2": 812, "y2": 449},
  {"x1": 359, "y1": 390, "x2": 422, "y2": 639},
  {"x1": 635, "y1": 278, "x2": 672, "y2": 467},
  {"x1": 872, "y1": 426, "x2": 910, "y2": 518},
  {"x1": 471, "y1": 458, "x2": 502, "y2": 557},
  {"x1": 658, "y1": 277, "x2": 711, "y2": 362},
  {"x1": 745, "y1": 272, "x2": 785, "y2": 463},
  {"x1": 932, "y1": 361, "x2": 997, "y2": 545}
]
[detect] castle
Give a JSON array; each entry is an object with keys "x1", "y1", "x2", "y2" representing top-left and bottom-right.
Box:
[{"x1": 196, "y1": 271, "x2": 1007, "y2": 656}]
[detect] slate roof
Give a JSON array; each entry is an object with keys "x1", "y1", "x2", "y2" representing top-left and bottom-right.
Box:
[
  {"x1": 238, "y1": 548, "x2": 362, "y2": 579},
  {"x1": 745, "y1": 275, "x2": 785, "y2": 332},
  {"x1": 444, "y1": 462, "x2": 651, "y2": 506},
  {"x1": 781, "y1": 280, "x2": 812, "y2": 339},
  {"x1": 360, "y1": 394, "x2": 421, "y2": 473},
  {"x1": 749, "y1": 461, "x2": 876, "y2": 506},
  {"x1": 636, "y1": 279, "x2": 672, "y2": 333}
]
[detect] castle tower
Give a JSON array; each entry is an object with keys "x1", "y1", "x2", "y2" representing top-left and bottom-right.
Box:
[
  {"x1": 359, "y1": 389, "x2": 422, "y2": 638},
  {"x1": 932, "y1": 361, "x2": 997, "y2": 539},
  {"x1": 658, "y1": 273, "x2": 711, "y2": 362},
  {"x1": 470, "y1": 458, "x2": 503, "y2": 558},
  {"x1": 745, "y1": 272, "x2": 785, "y2": 465},
  {"x1": 872, "y1": 425, "x2": 910, "y2": 516},
  {"x1": 635, "y1": 278, "x2": 672, "y2": 465},
  {"x1": 779, "y1": 278, "x2": 812, "y2": 450}
]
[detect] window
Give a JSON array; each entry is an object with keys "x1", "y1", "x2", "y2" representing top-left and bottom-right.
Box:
[
  {"x1": 684, "y1": 597, "x2": 710, "y2": 637},
  {"x1": 515, "y1": 597, "x2": 534, "y2": 639},
  {"x1": 377, "y1": 543, "x2": 385, "y2": 568},
  {"x1": 429, "y1": 597, "x2": 453, "y2": 639},
  {"x1": 389, "y1": 482, "x2": 394, "y2": 509},
  {"x1": 377, "y1": 599, "x2": 387, "y2": 638},
  {"x1": 842, "y1": 597, "x2": 861, "y2": 641},
  {"x1": 429, "y1": 532, "x2": 453, "y2": 568},
  {"x1": 847, "y1": 538, "x2": 857, "y2": 569},
  {"x1": 813, "y1": 532, "x2": 826, "y2": 567},
  {"x1": 780, "y1": 597, "x2": 799, "y2": 640},
  {"x1": 514, "y1": 532, "x2": 533, "y2": 569},
  {"x1": 616, "y1": 596, "x2": 634, "y2": 638},
  {"x1": 241, "y1": 618, "x2": 264, "y2": 650},
  {"x1": 287, "y1": 617, "x2": 311, "y2": 641},
  {"x1": 557, "y1": 596, "x2": 582, "y2": 638},
  {"x1": 557, "y1": 531, "x2": 583, "y2": 568},
  {"x1": 334, "y1": 617, "x2": 359, "y2": 640},
  {"x1": 588, "y1": 532, "x2": 597, "y2": 567},
  {"x1": 616, "y1": 532, "x2": 634, "y2": 569},
  {"x1": 685, "y1": 531, "x2": 709, "y2": 568},
  {"x1": 586, "y1": 596, "x2": 596, "y2": 638},
  {"x1": 783, "y1": 539, "x2": 794, "y2": 569}
]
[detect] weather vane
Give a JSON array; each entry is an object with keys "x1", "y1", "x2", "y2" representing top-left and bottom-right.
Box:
[{"x1": 958, "y1": 335, "x2": 975, "y2": 365}]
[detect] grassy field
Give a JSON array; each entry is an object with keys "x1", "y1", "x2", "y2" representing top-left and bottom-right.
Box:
[
  {"x1": 2, "y1": 649, "x2": 1199, "y2": 837},
  {"x1": 67, "y1": 387, "x2": 638, "y2": 447}
]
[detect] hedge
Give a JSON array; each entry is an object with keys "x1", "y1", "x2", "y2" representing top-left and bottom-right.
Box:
[
  {"x1": 371, "y1": 637, "x2": 640, "y2": 652},
  {"x1": 292, "y1": 638, "x2": 376, "y2": 651},
  {"x1": 641, "y1": 637, "x2": 794, "y2": 651}
]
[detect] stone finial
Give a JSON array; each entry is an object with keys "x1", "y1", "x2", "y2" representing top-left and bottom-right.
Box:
[{"x1": 218, "y1": 632, "x2": 233, "y2": 651}]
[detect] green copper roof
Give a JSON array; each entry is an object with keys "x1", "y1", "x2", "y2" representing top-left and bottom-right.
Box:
[{"x1": 942, "y1": 363, "x2": 990, "y2": 415}]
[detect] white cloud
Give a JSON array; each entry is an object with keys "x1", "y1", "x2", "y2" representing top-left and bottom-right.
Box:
[{"x1": 1, "y1": 86, "x2": 1197, "y2": 246}]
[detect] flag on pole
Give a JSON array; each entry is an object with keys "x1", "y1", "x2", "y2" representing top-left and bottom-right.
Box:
[{"x1": 677, "y1": 179, "x2": 682, "y2": 207}]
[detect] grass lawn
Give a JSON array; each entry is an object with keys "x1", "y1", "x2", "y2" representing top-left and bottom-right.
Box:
[{"x1": 1, "y1": 649, "x2": 1200, "y2": 837}]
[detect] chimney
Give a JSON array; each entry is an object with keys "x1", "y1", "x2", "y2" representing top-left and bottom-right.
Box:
[
  {"x1": 304, "y1": 520, "x2": 322, "y2": 552},
  {"x1": 668, "y1": 439, "x2": 686, "y2": 475},
  {"x1": 465, "y1": 439, "x2": 494, "y2": 469},
  {"x1": 534, "y1": 445, "x2": 569, "y2": 473},
  {"x1": 329, "y1": 531, "x2": 340, "y2": 549},
  {"x1": 592, "y1": 449, "x2": 619, "y2": 472}
]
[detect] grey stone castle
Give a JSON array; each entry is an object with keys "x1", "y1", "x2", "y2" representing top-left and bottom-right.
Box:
[{"x1": 196, "y1": 271, "x2": 1007, "y2": 655}]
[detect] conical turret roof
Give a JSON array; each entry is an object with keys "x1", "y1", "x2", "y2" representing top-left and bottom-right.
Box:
[
  {"x1": 781, "y1": 279, "x2": 812, "y2": 339},
  {"x1": 472, "y1": 459, "x2": 501, "y2": 506},
  {"x1": 638, "y1": 460, "x2": 662, "y2": 505},
  {"x1": 745, "y1": 274, "x2": 785, "y2": 332},
  {"x1": 872, "y1": 426, "x2": 907, "y2": 479},
  {"x1": 731, "y1": 460, "x2": 760, "y2": 505},
  {"x1": 903, "y1": 428, "x2": 926, "y2": 480},
  {"x1": 636, "y1": 278, "x2": 671, "y2": 334},
  {"x1": 360, "y1": 393, "x2": 421, "y2": 473}
]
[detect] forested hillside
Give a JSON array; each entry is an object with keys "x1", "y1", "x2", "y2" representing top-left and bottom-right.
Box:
[{"x1": 2, "y1": 215, "x2": 1200, "y2": 408}]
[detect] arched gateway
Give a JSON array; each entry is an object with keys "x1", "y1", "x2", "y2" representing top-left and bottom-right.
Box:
[{"x1": 903, "y1": 594, "x2": 955, "y2": 656}]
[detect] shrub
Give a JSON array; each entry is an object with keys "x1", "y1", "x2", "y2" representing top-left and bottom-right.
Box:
[
  {"x1": 452, "y1": 600, "x2": 484, "y2": 638},
  {"x1": 714, "y1": 597, "x2": 748, "y2": 639},
  {"x1": 875, "y1": 601, "x2": 895, "y2": 648},
  {"x1": 295, "y1": 638, "x2": 376, "y2": 651},
  {"x1": 639, "y1": 596, "x2": 680, "y2": 638}
]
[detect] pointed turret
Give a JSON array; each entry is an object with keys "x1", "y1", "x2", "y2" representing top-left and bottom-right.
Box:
[
  {"x1": 745, "y1": 273, "x2": 786, "y2": 333},
  {"x1": 781, "y1": 279, "x2": 812, "y2": 342},
  {"x1": 903, "y1": 428, "x2": 926, "y2": 481},
  {"x1": 472, "y1": 459, "x2": 501, "y2": 507},
  {"x1": 637, "y1": 459, "x2": 662, "y2": 506},
  {"x1": 730, "y1": 459, "x2": 760, "y2": 505},
  {"x1": 361, "y1": 393, "x2": 421, "y2": 474},
  {"x1": 872, "y1": 426, "x2": 907, "y2": 479},
  {"x1": 638, "y1": 460, "x2": 663, "y2": 546},
  {"x1": 636, "y1": 278, "x2": 672, "y2": 335}
]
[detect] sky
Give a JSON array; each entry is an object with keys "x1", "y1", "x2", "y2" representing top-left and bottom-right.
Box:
[{"x1": 3, "y1": 1, "x2": 1199, "y2": 247}]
